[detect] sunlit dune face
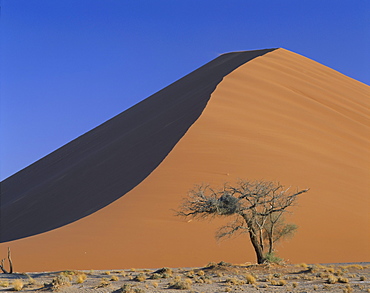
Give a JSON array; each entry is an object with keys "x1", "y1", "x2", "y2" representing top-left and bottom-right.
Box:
[{"x1": 1, "y1": 48, "x2": 369, "y2": 271}]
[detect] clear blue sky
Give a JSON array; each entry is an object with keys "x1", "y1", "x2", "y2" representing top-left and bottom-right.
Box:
[{"x1": 1, "y1": 0, "x2": 369, "y2": 180}]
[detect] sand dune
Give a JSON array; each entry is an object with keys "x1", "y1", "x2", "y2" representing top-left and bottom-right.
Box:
[
  {"x1": 0, "y1": 49, "x2": 274, "y2": 242},
  {"x1": 0, "y1": 48, "x2": 369, "y2": 272}
]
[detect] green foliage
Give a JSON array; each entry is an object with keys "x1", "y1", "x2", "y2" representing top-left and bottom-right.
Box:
[{"x1": 264, "y1": 252, "x2": 282, "y2": 264}]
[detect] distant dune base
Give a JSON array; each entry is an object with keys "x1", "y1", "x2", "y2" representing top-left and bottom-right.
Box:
[{"x1": 1, "y1": 48, "x2": 369, "y2": 271}]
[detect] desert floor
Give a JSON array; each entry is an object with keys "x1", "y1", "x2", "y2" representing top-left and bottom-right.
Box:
[{"x1": 0, "y1": 262, "x2": 369, "y2": 292}]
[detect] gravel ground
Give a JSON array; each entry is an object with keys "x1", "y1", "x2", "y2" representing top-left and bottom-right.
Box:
[{"x1": 1, "y1": 262, "x2": 369, "y2": 292}]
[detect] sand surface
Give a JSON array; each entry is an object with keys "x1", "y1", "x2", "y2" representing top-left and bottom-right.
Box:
[{"x1": 1, "y1": 48, "x2": 369, "y2": 272}]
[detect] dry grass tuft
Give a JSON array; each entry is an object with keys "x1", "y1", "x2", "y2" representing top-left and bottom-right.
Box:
[
  {"x1": 245, "y1": 274, "x2": 256, "y2": 284},
  {"x1": 134, "y1": 273, "x2": 146, "y2": 282},
  {"x1": 341, "y1": 264, "x2": 364, "y2": 270},
  {"x1": 225, "y1": 277, "x2": 245, "y2": 286},
  {"x1": 343, "y1": 284, "x2": 353, "y2": 293},
  {"x1": 169, "y1": 276, "x2": 192, "y2": 290},
  {"x1": 12, "y1": 279, "x2": 24, "y2": 291},
  {"x1": 96, "y1": 278, "x2": 110, "y2": 288},
  {"x1": 76, "y1": 273, "x2": 87, "y2": 284},
  {"x1": 277, "y1": 279, "x2": 287, "y2": 286},
  {"x1": 120, "y1": 284, "x2": 134, "y2": 293},
  {"x1": 338, "y1": 277, "x2": 349, "y2": 283},
  {"x1": 48, "y1": 275, "x2": 71, "y2": 290},
  {"x1": 0, "y1": 280, "x2": 10, "y2": 287},
  {"x1": 327, "y1": 274, "x2": 338, "y2": 284},
  {"x1": 111, "y1": 275, "x2": 119, "y2": 281},
  {"x1": 151, "y1": 267, "x2": 173, "y2": 279}
]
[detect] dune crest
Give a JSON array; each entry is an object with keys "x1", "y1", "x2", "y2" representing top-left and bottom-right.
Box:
[
  {"x1": 0, "y1": 49, "x2": 275, "y2": 242},
  {"x1": 1, "y1": 48, "x2": 369, "y2": 271}
]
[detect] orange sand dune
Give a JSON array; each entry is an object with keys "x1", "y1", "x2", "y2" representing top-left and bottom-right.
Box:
[{"x1": 1, "y1": 48, "x2": 369, "y2": 272}]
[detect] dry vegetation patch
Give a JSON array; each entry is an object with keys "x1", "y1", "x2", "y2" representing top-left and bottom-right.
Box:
[{"x1": 0, "y1": 262, "x2": 368, "y2": 292}]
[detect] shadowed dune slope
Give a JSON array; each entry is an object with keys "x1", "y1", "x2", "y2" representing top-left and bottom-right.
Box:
[
  {"x1": 0, "y1": 49, "x2": 275, "y2": 243},
  {"x1": 1, "y1": 48, "x2": 369, "y2": 272}
]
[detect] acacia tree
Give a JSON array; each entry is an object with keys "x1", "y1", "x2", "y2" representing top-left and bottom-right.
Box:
[{"x1": 177, "y1": 180, "x2": 309, "y2": 264}]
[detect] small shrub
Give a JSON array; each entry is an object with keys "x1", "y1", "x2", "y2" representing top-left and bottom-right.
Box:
[
  {"x1": 245, "y1": 274, "x2": 256, "y2": 284},
  {"x1": 264, "y1": 252, "x2": 282, "y2": 264},
  {"x1": 134, "y1": 273, "x2": 146, "y2": 282},
  {"x1": 326, "y1": 267, "x2": 335, "y2": 273},
  {"x1": 12, "y1": 280, "x2": 24, "y2": 291},
  {"x1": 169, "y1": 276, "x2": 192, "y2": 290},
  {"x1": 342, "y1": 264, "x2": 363, "y2": 270},
  {"x1": 51, "y1": 275, "x2": 71, "y2": 289},
  {"x1": 150, "y1": 273, "x2": 161, "y2": 279},
  {"x1": 111, "y1": 275, "x2": 119, "y2": 281},
  {"x1": 348, "y1": 273, "x2": 356, "y2": 278},
  {"x1": 197, "y1": 270, "x2": 205, "y2": 276},
  {"x1": 225, "y1": 277, "x2": 245, "y2": 286},
  {"x1": 360, "y1": 276, "x2": 366, "y2": 281},
  {"x1": 317, "y1": 272, "x2": 328, "y2": 278},
  {"x1": 278, "y1": 279, "x2": 287, "y2": 286},
  {"x1": 327, "y1": 275, "x2": 338, "y2": 284},
  {"x1": 270, "y1": 280, "x2": 278, "y2": 286},
  {"x1": 25, "y1": 276, "x2": 37, "y2": 286},
  {"x1": 338, "y1": 277, "x2": 349, "y2": 283},
  {"x1": 97, "y1": 278, "x2": 110, "y2": 288},
  {"x1": 104, "y1": 271, "x2": 111, "y2": 275},
  {"x1": 121, "y1": 284, "x2": 134, "y2": 293},
  {"x1": 298, "y1": 263, "x2": 308, "y2": 268},
  {"x1": 152, "y1": 267, "x2": 173, "y2": 279},
  {"x1": 76, "y1": 273, "x2": 87, "y2": 284},
  {"x1": 343, "y1": 284, "x2": 353, "y2": 293},
  {"x1": 292, "y1": 282, "x2": 298, "y2": 288}
]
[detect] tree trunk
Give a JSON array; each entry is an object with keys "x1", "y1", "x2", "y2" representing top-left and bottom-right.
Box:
[
  {"x1": 0, "y1": 248, "x2": 13, "y2": 274},
  {"x1": 268, "y1": 225, "x2": 274, "y2": 254},
  {"x1": 241, "y1": 214, "x2": 265, "y2": 264},
  {"x1": 247, "y1": 224, "x2": 266, "y2": 264},
  {"x1": 268, "y1": 235, "x2": 273, "y2": 254}
]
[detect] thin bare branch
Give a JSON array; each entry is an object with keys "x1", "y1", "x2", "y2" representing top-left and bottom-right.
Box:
[{"x1": 176, "y1": 180, "x2": 309, "y2": 264}]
